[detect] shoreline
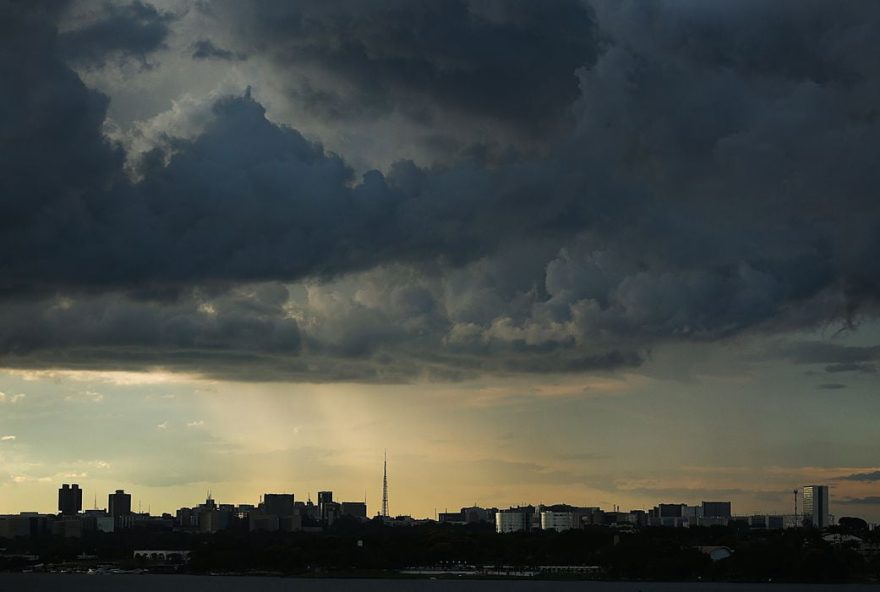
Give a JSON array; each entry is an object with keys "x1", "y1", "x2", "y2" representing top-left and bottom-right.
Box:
[{"x1": 2, "y1": 568, "x2": 877, "y2": 585}]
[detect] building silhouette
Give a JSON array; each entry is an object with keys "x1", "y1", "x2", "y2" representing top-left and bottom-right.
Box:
[
  {"x1": 340, "y1": 501, "x2": 367, "y2": 519},
  {"x1": 108, "y1": 490, "x2": 132, "y2": 518},
  {"x1": 263, "y1": 493, "x2": 295, "y2": 517},
  {"x1": 317, "y1": 491, "x2": 340, "y2": 525},
  {"x1": 702, "y1": 501, "x2": 731, "y2": 519},
  {"x1": 803, "y1": 485, "x2": 830, "y2": 528},
  {"x1": 58, "y1": 484, "x2": 82, "y2": 515}
]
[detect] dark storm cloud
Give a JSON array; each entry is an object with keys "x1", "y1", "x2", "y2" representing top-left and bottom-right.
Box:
[
  {"x1": 2, "y1": 84, "x2": 599, "y2": 291},
  {"x1": 203, "y1": 0, "x2": 598, "y2": 134},
  {"x1": 838, "y1": 470, "x2": 880, "y2": 482},
  {"x1": 0, "y1": 287, "x2": 299, "y2": 358},
  {"x1": 59, "y1": 1, "x2": 175, "y2": 67},
  {"x1": 817, "y1": 383, "x2": 847, "y2": 390},
  {"x1": 190, "y1": 39, "x2": 246, "y2": 61},
  {"x1": 0, "y1": 1, "x2": 124, "y2": 252},
  {"x1": 2, "y1": 1, "x2": 880, "y2": 380}
]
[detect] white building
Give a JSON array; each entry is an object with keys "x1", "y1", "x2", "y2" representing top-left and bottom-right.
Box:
[
  {"x1": 496, "y1": 509, "x2": 529, "y2": 533},
  {"x1": 541, "y1": 511, "x2": 575, "y2": 532}
]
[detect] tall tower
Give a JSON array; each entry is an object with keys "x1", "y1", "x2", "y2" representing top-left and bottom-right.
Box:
[
  {"x1": 381, "y1": 450, "x2": 389, "y2": 518},
  {"x1": 802, "y1": 485, "x2": 830, "y2": 528}
]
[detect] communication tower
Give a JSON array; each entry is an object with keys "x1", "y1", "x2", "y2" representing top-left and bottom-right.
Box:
[{"x1": 381, "y1": 450, "x2": 389, "y2": 518}]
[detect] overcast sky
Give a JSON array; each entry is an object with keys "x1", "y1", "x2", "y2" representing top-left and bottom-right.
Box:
[{"x1": 1, "y1": 0, "x2": 879, "y2": 520}]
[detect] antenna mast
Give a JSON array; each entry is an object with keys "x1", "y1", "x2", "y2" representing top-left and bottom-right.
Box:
[{"x1": 381, "y1": 450, "x2": 389, "y2": 517}]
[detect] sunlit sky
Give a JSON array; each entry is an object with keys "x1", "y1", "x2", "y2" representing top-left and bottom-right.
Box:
[
  {"x1": 2, "y1": 1, "x2": 880, "y2": 521},
  {"x1": 3, "y1": 322, "x2": 879, "y2": 519}
]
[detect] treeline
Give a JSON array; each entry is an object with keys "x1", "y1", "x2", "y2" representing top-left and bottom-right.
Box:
[{"x1": 2, "y1": 517, "x2": 879, "y2": 582}]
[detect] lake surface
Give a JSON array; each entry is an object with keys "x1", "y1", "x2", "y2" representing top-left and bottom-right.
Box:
[{"x1": 1, "y1": 575, "x2": 878, "y2": 591}]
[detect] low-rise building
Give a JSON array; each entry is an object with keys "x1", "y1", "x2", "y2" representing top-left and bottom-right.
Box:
[
  {"x1": 496, "y1": 506, "x2": 534, "y2": 533},
  {"x1": 541, "y1": 511, "x2": 575, "y2": 532}
]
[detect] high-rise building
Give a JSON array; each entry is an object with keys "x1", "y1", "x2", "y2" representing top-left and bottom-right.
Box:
[
  {"x1": 803, "y1": 485, "x2": 830, "y2": 528},
  {"x1": 263, "y1": 493, "x2": 294, "y2": 517},
  {"x1": 108, "y1": 490, "x2": 132, "y2": 518},
  {"x1": 58, "y1": 484, "x2": 83, "y2": 515},
  {"x1": 198, "y1": 494, "x2": 218, "y2": 533},
  {"x1": 317, "y1": 491, "x2": 337, "y2": 525}
]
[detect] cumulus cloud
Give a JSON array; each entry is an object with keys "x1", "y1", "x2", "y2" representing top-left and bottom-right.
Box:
[{"x1": 0, "y1": 1, "x2": 879, "y2": 381}]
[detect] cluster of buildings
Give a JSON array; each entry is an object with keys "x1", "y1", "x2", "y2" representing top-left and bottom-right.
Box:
[
  {"x1": 0, "y1": 484, "x2": 369, "y2": 538},
  {"x1": 174, "y1": 490, "x2": 368, "y2": 534},
  {"x1": 1, "y1": 485, "x2": 144, "y2": 538},
  {"x1": 0, "y1": 482, "x2": 850, "y2": 539},
  {"x1": 467, "y1": 486, "x2": 880, "y2": 562},
  {"x1": 445, "y1": 486, "x2": 838, "y2": 534}
]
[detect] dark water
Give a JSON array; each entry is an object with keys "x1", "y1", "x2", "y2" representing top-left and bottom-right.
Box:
[{"x1": 0, "y1": 575, "x2": 877, "y2": 591}]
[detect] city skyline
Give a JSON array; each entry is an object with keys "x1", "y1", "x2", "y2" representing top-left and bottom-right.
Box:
[
  {"x1": 2, "y1": 1, "x2": 880, "y2": 525},
  {"x1": 2, "y1": 477, "x2": 864, "y2": 534},
  {"x1": 0, "y1": 440, "x2": 873, "y2": 526}
]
